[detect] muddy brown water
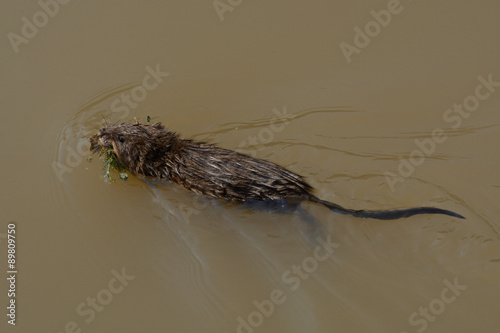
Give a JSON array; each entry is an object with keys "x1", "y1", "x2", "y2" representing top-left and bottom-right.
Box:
[{"x1": 1, "y1": 1, "x2": 500, "y2": 332}]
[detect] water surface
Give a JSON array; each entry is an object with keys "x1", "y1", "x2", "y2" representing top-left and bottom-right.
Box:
[{"x1": 1, "y1": 1, "x2": 499, "y2": 332}]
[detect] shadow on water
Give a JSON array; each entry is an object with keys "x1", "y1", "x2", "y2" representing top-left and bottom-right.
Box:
[
  {"x1": 241, "y1": 199, "x2": 327, "y2": 247},
  {"x1": 143, "y1": 177, "x2": 327, "y2": 248}
]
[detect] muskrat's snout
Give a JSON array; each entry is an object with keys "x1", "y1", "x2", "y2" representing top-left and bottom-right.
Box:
[
  {"x1": 89, "y1": 128, "x2": 113, "y2": 153},
  {"x1": 96, "y1": 128, "x2": 107, "y2": 140},
  {"x1": 95, "y1": 129, "x2": 113, "y2": 147},
  {"x1": 89, "y1": 133, "x2": 100, "y2": 152}
]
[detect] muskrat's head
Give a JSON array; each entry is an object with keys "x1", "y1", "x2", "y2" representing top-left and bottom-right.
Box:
[{"x1": 90, "y1": 122, "x2": 173, "y2": 175}]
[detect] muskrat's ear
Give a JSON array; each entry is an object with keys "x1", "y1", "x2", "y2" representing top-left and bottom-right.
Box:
[{"x1": 152, "y1": 122, "x2": 164, "y2": 129}]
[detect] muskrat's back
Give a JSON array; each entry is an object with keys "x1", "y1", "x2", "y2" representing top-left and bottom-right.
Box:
[{"x1": 171, "y1": 142, "x2": 313, "y2": 201}]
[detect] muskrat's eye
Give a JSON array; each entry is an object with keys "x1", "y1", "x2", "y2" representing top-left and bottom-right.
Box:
[{"x1": 118, "y1": 136, "x2": 125, "y2": 143}]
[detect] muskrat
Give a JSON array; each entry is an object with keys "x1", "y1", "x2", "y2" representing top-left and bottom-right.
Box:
[{"x1": 89, "y1": 122, "x2": 464, "y2": 220}]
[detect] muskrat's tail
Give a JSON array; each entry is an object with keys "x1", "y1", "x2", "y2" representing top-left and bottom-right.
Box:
[{"x1": 308, "y1": 196, "x2": 465, "y2": 220}]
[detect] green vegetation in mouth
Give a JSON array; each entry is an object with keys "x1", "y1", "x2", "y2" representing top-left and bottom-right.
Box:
[{"x1": 91, "y1": 147, "x2": 129, "y2": 182}]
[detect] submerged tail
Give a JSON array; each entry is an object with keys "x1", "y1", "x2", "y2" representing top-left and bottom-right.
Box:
[{"x1": 309, "y1": 196, "x2": 465, "y2": 220}]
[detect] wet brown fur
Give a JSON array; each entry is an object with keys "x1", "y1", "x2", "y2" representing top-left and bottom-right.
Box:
[{"x1": 90, "y1": 122, "x2": 464, "y2": 220}]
